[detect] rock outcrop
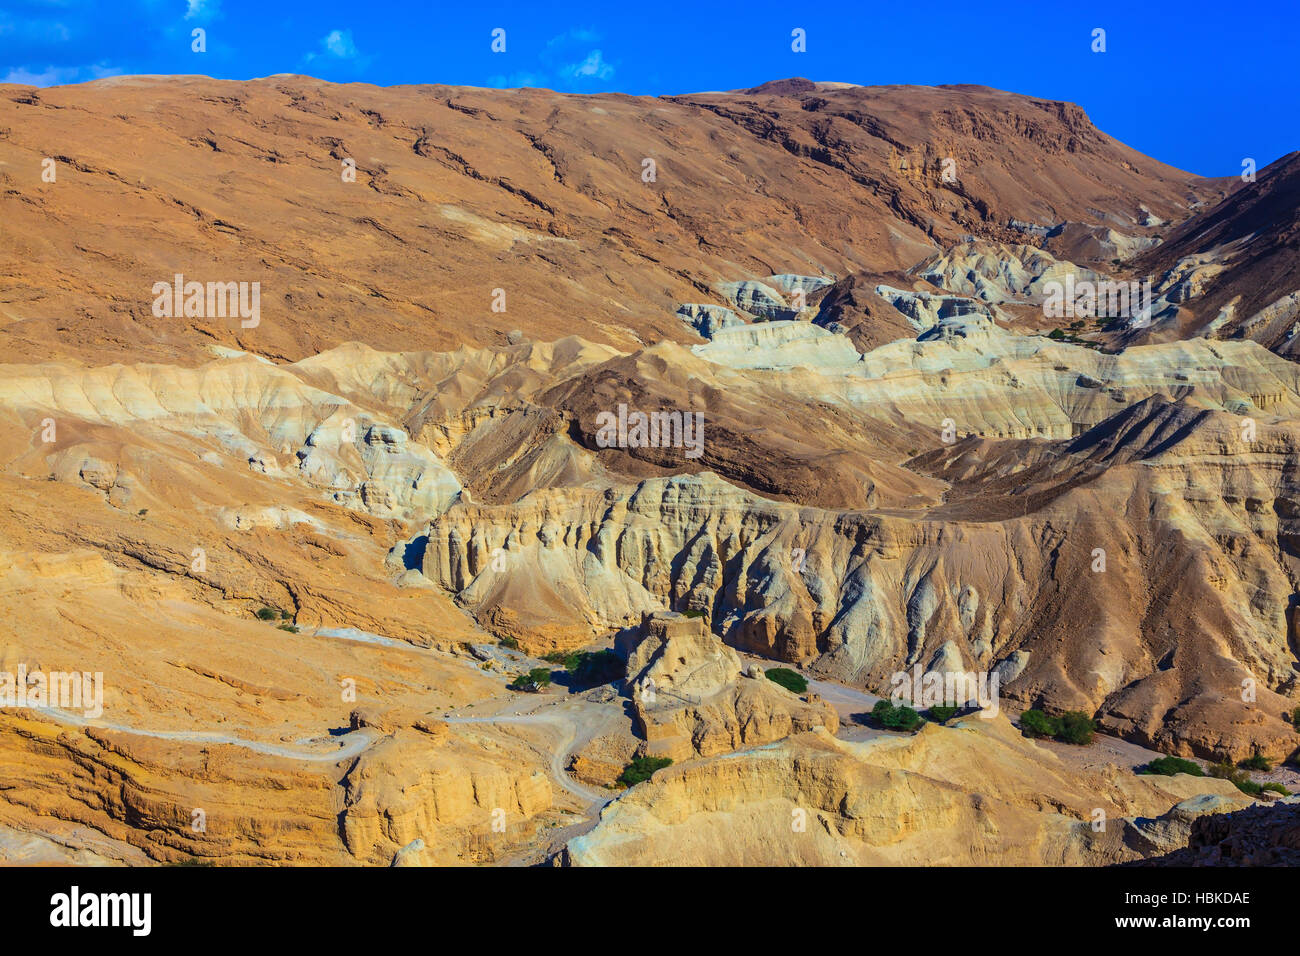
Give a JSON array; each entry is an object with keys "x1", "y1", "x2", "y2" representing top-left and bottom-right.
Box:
[
  {"x1": 0, "y1": 73, "x2": 1297, "y2": 867},
  {"x1": 562, "y1": 716, "x2": 1252, "y2": 867},
  {"x1": 617, "y1": 611, "x2": 838, "y2": 761},
  {"x1": 1130, "y1": 151, "x2": 1300, "y2": 356},
  {"x1": 1132, "y1": 799, "x2": 1300, "y2": 866}
]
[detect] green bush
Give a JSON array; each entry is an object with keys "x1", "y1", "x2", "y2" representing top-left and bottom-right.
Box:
[
  {"x1": 508, "y1": 667, "x2": 552, "y2": 692},
  {"x1": 1292, "y1": 705, "x2": 1300, "y2": 728},
  {"x1": 1057, "y1": 711, "x2": 1097, "y2": 746},
  {"x1": 279, "y1": 609, "x2": 291, "y2": 621},
  {"x1": 542, "y1": 650, "x2": 583, "y2": 670},
  {"x1": 499, "y1": 636, "x2": 519, "y2": 650},
  {"x1": 540, "y1": 650, "x2": 622, "y2": 686},
  {"x1": 1018, "y1": 709, "x2": 1095, "y2": 745},
  {"x1": 1209, "y1": 762, "x2": 1265, "y2": 797},
  {"x1": 572, "y1": 650, "x2": 622, "y2": 686},
  {"x1": 1019, "y1": 709, "x2": 1060, "y2": 739},
  {"x1": 1141, "y1": 756, "x2": 1204, "y2": 777},
  {"x1": 681, "y1": 609, "x2": 707, "y2": 620},
  {"x1": 926, "y1": 703, "x2": 959, "y2": 723},
  {"x1": 276, "y1": 623, "x2": 299, "y2": 633},
  {"x1": 617, "y1": 755, "x2": 672, "y2": 788},
  {"x1": 765, "y1": 668, "x2": 808, "y2": 695},
  {"x1": 1239, "y1": 754, "x2": 1271, "y2": 772},
  {"x1": 872, "y1": 699, "x2": 925, "y2": 732},
  {"x1": 1262, "y1": 782, "x2": 1291, "y2": 796},
  {"x1": 255, "y1": 607, "x2": 279, "y2": 621},
  {"x1": 1047, "y1": 328, "x2": 1066, "y2": 340}
]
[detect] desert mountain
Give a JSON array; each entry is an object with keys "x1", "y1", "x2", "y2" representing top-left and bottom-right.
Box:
[
  {"x1": 1, "y1": 75, "x2": 1298, "y2": 866},
  {"x1": 1, "y1": 76, "x2": 1222, "y2": 366},
  {"x1": 1128, "y1": 151, "x2": 1300, "y2": 355}
]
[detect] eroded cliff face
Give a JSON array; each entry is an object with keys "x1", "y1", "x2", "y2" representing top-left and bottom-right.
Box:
[
  {"x1": 0, "y1": 512, "x2": 569, "y2": 865},
  {"x1": 0, "y1": 710, "x2": 562, "y2": 865},
  {"x1": 1136, "y1": 801, "x2": 1300, "y2": 866},
  {"x1": 4, "y1": 304, "x2": 1298, "y2": 866},
  {"x1": 618, "y1": 611, "x2": 839, "y2": 761},
  {"x1": 1, "y1": 75, "x2": 1297, "y2": 866},
  {"x1": 337, "y1": 723, "x2": 558, "y2": 866},
  {"x1": 423, "y1": 432, "x2": 1300, "y2": 762},
  {"x1": 562, "y1": 718, "x2": 1255, "y2": 867}
]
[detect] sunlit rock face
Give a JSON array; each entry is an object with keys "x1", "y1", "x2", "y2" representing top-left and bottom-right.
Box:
[{"x1": 0, "y1": 76, "x2": 1297, "y2": 867}]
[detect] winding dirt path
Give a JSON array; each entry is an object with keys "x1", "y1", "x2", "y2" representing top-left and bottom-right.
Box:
[
  {"x1": 442, "y1": 708, "x2": 612, "y2": 806},
  {"x1": 33, "y1": 706, "x2": 377, "y2": 762}
]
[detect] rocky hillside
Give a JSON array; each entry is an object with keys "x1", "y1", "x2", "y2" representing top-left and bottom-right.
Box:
[
  {"x1": 1, "y1": 75, "x2": 1297, "y2": 866},
  {"x1": 1133, "y1": 800, "x2": 1300, "y2": 866},
  {"x1": 1, "y1": 76, "x2": 1220, "y2": 366},
  {"x1": 1129, "y1": 151, "x2": 1300, "y2": 354},
  {"x1": 562, "y1": 719, "x2": 1253, "y2": 866}
]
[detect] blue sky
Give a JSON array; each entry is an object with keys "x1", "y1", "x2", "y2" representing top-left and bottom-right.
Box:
[{"x1": 0, "y1": 0, "x2": 1294, "y2": 176}]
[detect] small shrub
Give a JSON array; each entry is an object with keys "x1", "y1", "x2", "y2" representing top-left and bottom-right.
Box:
[
  {"x1": 540, "y1": 650, "x2": 622, "y2": 686},
  {"x1": 542, "y1": 650, "x2": 583, "y2": 670},
  {"x1": 872, "y1": 699, "x2": 925, "y2": 732},
  {"x1": 1019, "y1": 709, "x2": 1096, "y2": 745},
  {"x1": 617, "y1": 755, "x2": 672, "y2": 788},
  {"x1": 1239, "y1": 754, "x2": 1271, "y2": 772},
  {"x1": 508, "y1": 667, "x2": 552, "y2": 692},
  {"x1": 277, "y1": 623, "x2": 299, "y2": 633},
  {"x1": 255, "y1": 607, "x2": 278, "y2": 621},
  {"x1": 499, "y1": 636, "x2": 519, "y2": 650},
  {"x1": 1019, "y1": 709, "x2": 1060, "y2": 739},
  {"x1": 926, "y1": 703, "x2": 959, "y2": 723},
  {"x1": 1047, "y1": 328, "x2": 1065, "y2": 340},
  {"x1": 1209, "y1": 762, "x2": 1265, "y2": 797},
  {"x1": 1262, "y1": 782, "x2": 1291, "y2": 796},
  {"x1": 681, "y1": 609, "x2": 707, "y2": 620},
  {"x1": 1291, "y1": 705, "x2": 1300, "y2": 728},
  {"x1": 1141, "y1": 756, "x2": 1204, "y2": 777},
  {"x1": 1057, "y1": 711, "x2": 1097, "y2": 746},
  {"x1": 766, "y1": 667, "x2": 808, "y2": 695},
  {"x1": 279, "y1": 609, "x2": 291, "y2": 621},
  {"x1": 572, "y1": 650, "x2": 622, "y2": 686}
]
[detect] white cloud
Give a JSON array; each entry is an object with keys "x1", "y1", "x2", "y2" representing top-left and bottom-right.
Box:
[
  {"x1": 304, "y1": 28, "x2": 362, "y2": 64},
  {"x1": 483, "y1": 29, "x2": 615, "y2": 90},
  {"x1": 184, "y1": 0, "x2": 219, "y2": 21},
  {"x1": 323, "y1": 29, "x2": 358, "y2": 59},
  {"x1": 560, "y1": 50, "x2": 613, "y2": 81},
  {"x1": 1, "y1": 65, "x2": 73, "y2": 85},
  {"x1": 1, "y1": 62, "x2": 122, "y2": 86}
]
